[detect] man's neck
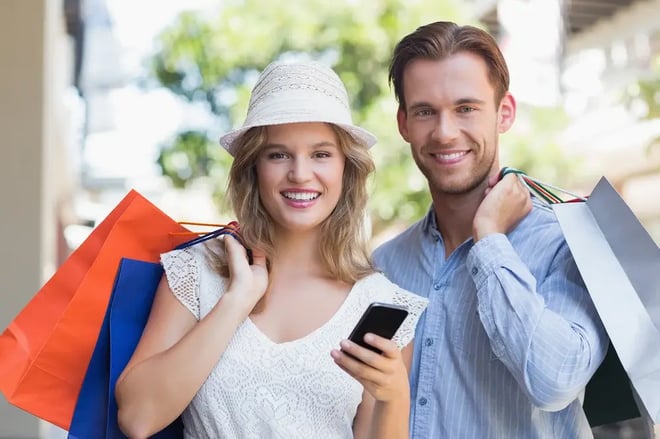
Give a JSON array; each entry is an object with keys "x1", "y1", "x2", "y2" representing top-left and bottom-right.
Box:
[{"x1": 431, "y1": 184, "x2": 486, "y2": 258}]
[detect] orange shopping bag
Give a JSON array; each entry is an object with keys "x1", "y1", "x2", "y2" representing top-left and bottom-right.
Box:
[{"x1": 0, "y1": 190, "x2": 192, "y2": 430}]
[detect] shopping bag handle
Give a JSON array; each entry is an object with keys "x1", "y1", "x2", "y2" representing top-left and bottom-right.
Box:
[
  {"x1": 498, "y1": 167, "x2": 588, "y2": 205},
  {"x1": 170, "y1": 221, "x2": 234, "y2": 236},
  {"x1": 175, "y1": 221, "x2": 253, "y2": 264}
]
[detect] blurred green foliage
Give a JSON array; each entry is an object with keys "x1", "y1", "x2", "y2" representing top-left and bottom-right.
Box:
[
  {"x1": 500, "y1": 103, "x2": 580, "y2": 188},
  {"x1": 624, "y1": 55, "x2": 660, "y2": 154},
  {"x1": 149, "y1": 0, "x2": 578, "y2": 234}
]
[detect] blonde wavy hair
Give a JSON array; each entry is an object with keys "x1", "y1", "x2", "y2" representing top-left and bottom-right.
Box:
[{"x1": 207, "y1": 123, "x2": 375, "y2": 284}]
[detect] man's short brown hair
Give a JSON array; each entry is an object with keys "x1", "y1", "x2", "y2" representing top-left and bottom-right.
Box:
[{"x1": 389, "y1": 21, "x2": 510, "y2": 110}]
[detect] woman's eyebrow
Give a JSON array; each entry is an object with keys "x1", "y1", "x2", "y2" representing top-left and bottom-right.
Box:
[{"x1": 262, "y1": 141, "x2": 338, "y2": 150}]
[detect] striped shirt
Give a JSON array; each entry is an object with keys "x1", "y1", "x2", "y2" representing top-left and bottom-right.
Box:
[{"x1": 372, "y1": 200, "x2": 608, "y2": 439}]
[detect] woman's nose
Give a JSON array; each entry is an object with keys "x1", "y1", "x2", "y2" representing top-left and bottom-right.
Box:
[{"x1": 287, "y1": 157, "x2": 312, "y2": 182}]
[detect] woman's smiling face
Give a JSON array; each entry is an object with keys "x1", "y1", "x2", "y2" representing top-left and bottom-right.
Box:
[{"x1": 256, "y1": 122, "x2": 346, "y2": 234}]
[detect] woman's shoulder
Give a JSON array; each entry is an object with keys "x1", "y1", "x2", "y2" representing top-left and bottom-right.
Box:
[
  {"x1": 160, "y1": 242, "x2": 227, "y2": 319},
  {"x1": 353, "y1": 272, "x2": 428, "y2": 348},
  {"x1": 356, "y1": 272, "x2": 429, "y2": 311}
]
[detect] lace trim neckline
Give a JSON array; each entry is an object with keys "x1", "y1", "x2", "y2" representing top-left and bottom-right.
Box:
[{"x1": 243, "y1": 273, "x2": 375, "y2": 347}]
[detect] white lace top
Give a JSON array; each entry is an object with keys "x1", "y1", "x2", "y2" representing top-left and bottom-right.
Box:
[{"x1": 161, "y1": 244, "x2": 428, "y2": 439}]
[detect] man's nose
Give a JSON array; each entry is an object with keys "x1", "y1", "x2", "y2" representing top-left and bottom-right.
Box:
[{"x1": 431, "y1": 112, "x2": 459, "y2": 144}]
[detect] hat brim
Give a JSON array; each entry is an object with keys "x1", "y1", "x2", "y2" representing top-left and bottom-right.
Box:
[{"x1": 219, "y1": 121, "x2": 377, "y2": 156}]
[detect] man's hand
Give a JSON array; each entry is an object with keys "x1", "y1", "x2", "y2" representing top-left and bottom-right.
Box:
[{"x1": 473, "y1": 173, "x2": 532, "y2": 242}]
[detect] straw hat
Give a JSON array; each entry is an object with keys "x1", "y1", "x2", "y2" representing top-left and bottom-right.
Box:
[{"x1": 219, "y1": 60, "x2": 377, "y2": 156}]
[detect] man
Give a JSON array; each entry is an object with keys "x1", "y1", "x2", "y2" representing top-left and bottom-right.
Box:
[{"x1": 373, "y1": 21, "x2": 608, "y2": 438}]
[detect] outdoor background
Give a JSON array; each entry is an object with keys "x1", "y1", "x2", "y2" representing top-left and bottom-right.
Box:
[{"x1": 1, "y1": 0, "x2": 659, "y2": 437}]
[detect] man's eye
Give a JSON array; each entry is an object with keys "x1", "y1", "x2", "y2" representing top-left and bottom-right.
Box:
[
  {"x1": 458, "y1": 106, "x2": 475, "y2": 113},
  {"x1": 415, "y1": 109, "x2": 433, "y2": 117}
]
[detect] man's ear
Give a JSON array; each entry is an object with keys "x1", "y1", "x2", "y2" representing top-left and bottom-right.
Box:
[
  {"x1": 396, "y1": 107, "x2": 410, "y2": 142},
  {"x1": 497, "y1": 92, "x2": 516, "y2": 134}
]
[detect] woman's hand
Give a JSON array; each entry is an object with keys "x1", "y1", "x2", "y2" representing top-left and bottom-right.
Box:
[
  {"x1": 331, "y1": 334, "x2": 410, "y2": 403},
  {"x1": 222, "y1": 234, "x2": 268, "y2": 314}
]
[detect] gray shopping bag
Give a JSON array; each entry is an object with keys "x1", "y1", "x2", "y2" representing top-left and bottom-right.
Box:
[{"x1": 553, "y1": 177, "x2": 660, "y2": 434}]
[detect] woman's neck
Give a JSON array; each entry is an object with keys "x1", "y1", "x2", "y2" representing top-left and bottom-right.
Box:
[{"x1": 270, "y1": 229, "x2": 327, "y2": 278}]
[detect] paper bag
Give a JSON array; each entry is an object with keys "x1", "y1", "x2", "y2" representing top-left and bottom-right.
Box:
[
  {"x1": 68, "y1": 224, "x2": 238, "y2": 438},
  {"x1": 553, "y1": 177, "x2": 660, "y2": 427},
  {"x1": 0, "y1": 190, "x2": 191, "y2": 429},
  {"x1": 68, "y1": 258, "x2": 183, "y2": 438}
]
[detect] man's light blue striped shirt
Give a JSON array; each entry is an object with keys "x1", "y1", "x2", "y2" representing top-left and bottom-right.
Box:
[{"x1": 373, "y1": 201, "x2": 608, "y2": 439}]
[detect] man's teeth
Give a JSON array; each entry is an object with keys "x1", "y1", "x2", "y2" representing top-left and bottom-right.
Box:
[
  {"x1": 283, "y1": 192, "x2": 320, "y2": 201},
  {"x1": 437, "y1": 152, "x2": 467, "y2": 160}
]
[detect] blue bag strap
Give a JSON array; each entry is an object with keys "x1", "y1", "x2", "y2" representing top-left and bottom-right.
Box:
[{"x1": 175, "y1": 224, "x2": 253, "y2": 264}]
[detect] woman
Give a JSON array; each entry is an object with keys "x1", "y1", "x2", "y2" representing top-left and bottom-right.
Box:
[{"x1": 115, "y1": 60, "x2": 428, "y2": 439}]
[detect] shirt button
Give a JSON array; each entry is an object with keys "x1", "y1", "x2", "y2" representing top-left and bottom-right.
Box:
[
  {"x1": 471, "y1": 267, "x2": 478, "y2": 275},
  {"x1": 433, "y1": 283, "x2": 441, "y2": 291},
  {"x1": 419, "y1": 397, "x2": 428, "y2": 406},
  {"x1": 425, "y1": 338, "x2": 434, "y2": 347}
]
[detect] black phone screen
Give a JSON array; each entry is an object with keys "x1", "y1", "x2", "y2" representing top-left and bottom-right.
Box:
[{"x1": 346, "y1": 302, "x2": 409, "y2": 355}]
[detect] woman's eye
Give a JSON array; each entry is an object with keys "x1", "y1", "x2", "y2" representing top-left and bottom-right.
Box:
[
  {"x1": 314, "y1": 151, "x2": 331, "y2": 158},
  {"x1": 268, "y1": 152, "x2": 288, "y2": 159}
]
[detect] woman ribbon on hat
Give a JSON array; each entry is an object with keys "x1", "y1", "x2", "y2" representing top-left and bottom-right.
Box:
[{"x1": 115, "y1": 60, "x2": 428, "y2": 439}]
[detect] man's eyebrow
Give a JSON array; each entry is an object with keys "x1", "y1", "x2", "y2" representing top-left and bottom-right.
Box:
[
  {"x1": 454, "y1": 97, "x2": 486, "y2": 106},
  {"x1": 408, "y1": 98, "x2": 487, "y2": 112},
  {"x1": 408, "y1": 102, "x2": 433, "y2": 112}
]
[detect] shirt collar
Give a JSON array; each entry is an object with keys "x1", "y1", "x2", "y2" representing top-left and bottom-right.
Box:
[{"x1": 422, "y1": 205, "x2": 442, "y2": 241}]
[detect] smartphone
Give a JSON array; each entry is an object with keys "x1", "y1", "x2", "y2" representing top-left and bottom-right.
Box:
[{"x1": 345, "y1": 302, "x2": 409, "y2": 355}]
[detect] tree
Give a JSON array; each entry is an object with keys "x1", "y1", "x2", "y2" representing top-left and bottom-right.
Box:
[
  {"x1": 624, "y1": 55, "x2": 660, "y2": 156},
  {"x1": 148, "y1": 1, "x2": 579, "y2": 235},
  {"x1": 149, "y1": 0, "x2": 466, "y2": 234}
]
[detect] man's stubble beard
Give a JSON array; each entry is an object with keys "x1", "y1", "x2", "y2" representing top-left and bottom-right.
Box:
[{"x1": 414, "y1": 139, "x2": 497, "y2": 196}]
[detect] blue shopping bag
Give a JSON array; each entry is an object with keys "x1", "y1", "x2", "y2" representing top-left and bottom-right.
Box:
[
  {"x1": 68, "y1": 258, "x2": 181, "y2": 439},
  {"x1": 68, "y1": 226, "x2": 244, "y2": 438}
]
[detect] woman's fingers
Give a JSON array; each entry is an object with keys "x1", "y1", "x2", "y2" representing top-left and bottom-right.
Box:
[
  {"x1": 332, "y1": 335, "x2": 400, "y2": 380},
  {"x1": 331, "y1": 347, "x2": 381, "y2": 384},
  {"x1": 250, "y1": 247, "x2": 267, "y2": 268},
  {"x1": 223, "y1": 233, "x2": 246, "y2": 257},
  {"x1": 224, "y1": 234, "x2": 266, "y2": 269},
  {"x1": 361, "y1": 334, "x2": 400, "y2": 359},
  {"x1": 331, "y1": 336, "x2": 409, "y2": 402}
]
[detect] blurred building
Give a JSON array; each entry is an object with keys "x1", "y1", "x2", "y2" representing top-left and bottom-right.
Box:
[
  {"x1": 0, "y1": 0, "x2": 219, "y2": 436},
  {"x1": 474, "y1": 0, "x2": 660, "y2": 240},
  {"x1": 473, "y1": 1, "x2": 660, "y2": 438},
  {"x1": 0, "y1": 0, "x2": 84, "y2": 437}
]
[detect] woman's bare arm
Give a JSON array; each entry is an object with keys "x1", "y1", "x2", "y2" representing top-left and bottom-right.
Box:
[
  {"x1": 114, "y1": 277, "x2": 249, "y2": 438},
  {"x1": 340, "y1": 339, "x2": 413, "y2": 439},
  {"x1": 115, "y1": 236, "x2": 267, "y2": 439}
]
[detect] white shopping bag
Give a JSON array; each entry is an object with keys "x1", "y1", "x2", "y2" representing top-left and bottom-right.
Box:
[{"x1": 552, "y1": 177, "x2": 660, "y2": 432}]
